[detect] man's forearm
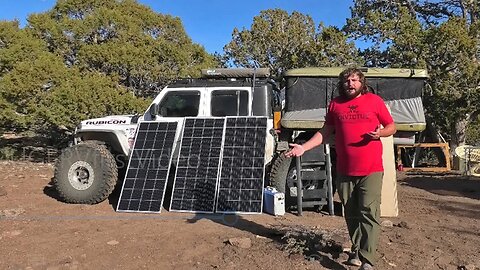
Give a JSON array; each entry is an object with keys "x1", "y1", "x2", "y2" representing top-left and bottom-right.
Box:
[
  {"x1": 380, "y1": 123, "x2": 396, "y2": 137},
  {"x1": 302, "y1": 131, "x2": 325, "y2": 152},
  {"x1": 302, "y1": 124, "x2": 334, "y2": 151}
]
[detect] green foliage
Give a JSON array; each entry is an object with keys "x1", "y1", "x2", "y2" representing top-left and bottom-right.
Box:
[
  {"x1": 3, "y1": 0, "x2": 479, "y2": 151},
  {"x1": 0, "y1": 21, "x2": 48, "y2": 76},
  {"x1": 223, "y1": 9, "x2": 360, "y2": 78},
  {"x1": 0, "y1": 45, "x2": 150, "y2": 133},
  {"x1": 0, "y1": 146, "x2": 16, "y2": 160},
  {"x1": 424, "y1": 18, "x2": 480, "y2": 128},
  {"x1": 346, "y1": 0, "x2": 480, "y2": 148},
  {"x1": 345, "y1": 1, "x2": 426, "y2": 68},
  {"x1": 0, "y1": 0, "x2": 215, "y2": 145},
  {"x1": 466, "y1": 115, "x2": 480, "y2": 145},
  {"x1": 27, "y1": 0, "x2": 217, "y2": 97}
]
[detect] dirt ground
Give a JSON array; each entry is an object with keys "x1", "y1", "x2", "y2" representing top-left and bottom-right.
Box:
[{"x1": 0, "y1": 161, "x2": 479, "y2": 270}]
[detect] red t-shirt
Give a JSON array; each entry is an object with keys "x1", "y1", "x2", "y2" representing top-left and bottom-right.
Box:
[{"x1": 325, "y1": 93, "x2": 394, "y2": 176}]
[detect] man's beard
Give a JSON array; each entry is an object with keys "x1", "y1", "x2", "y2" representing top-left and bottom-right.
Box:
[{"x1": 343, "y1": 87, "x2": 362, "y2": 99}]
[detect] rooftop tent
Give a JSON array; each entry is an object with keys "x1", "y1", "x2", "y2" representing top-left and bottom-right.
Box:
[{"x1": 281, "y1": 67, "x2": 428, "y2": 133}]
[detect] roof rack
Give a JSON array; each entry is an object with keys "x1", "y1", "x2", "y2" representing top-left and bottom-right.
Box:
[
  {"x1": 168, "y1": 78, "x2": 270, "y2": 88},
  {"x1": 201, "y1": 68, "x2": 270, "y2": 78}
]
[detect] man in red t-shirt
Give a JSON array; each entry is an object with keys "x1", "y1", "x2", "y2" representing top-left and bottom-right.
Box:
[{"x1": 286, "y1": 68, "x2": 396, "y2": 270}]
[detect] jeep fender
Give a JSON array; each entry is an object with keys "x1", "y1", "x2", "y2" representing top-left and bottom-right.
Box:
[{"x1": 74, "y1": 130, "x2": 130, "y2": 156}]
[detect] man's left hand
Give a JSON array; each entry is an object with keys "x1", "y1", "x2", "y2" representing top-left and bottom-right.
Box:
[{"x1": 367, "y1": 125, "x2": 381, "y2": 140}]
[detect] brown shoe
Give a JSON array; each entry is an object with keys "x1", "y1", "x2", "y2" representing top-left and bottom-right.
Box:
[{"x1": 346, "y1": 251, "x2": 362, "y2": 266}]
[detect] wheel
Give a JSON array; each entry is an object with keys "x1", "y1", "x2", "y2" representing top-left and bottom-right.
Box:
[
  {"x1": 269, "y1": 132, "x2": 319, "y2": 196},
  {"x1": 269, "y1": 153, "x2": 291, "y2": 193},
  {"x1": 54, "y1": 143, "x2": 118, "y2": 204},
  {"x1": 269, "y1": 153, "x2": 297, "y2": 207}
]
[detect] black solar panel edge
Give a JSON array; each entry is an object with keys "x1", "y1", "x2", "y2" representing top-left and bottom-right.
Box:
[
  {"x1": 169, "y1": 117, "x2": 226, "y2": 213},
  {"x1": 215, "y1": 117, "x2": 267, "y2": 214},
  {"x1": 116, "y1": 121, "x2": 179, "y2": 213}
]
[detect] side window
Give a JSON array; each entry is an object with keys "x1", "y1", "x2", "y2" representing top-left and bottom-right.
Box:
[
  {"x1": 211, "y1": 90, "x2": 249, "y2": 116},
  {"x1": 159, "y1": 91, "x2": 200, "y2": 117}
]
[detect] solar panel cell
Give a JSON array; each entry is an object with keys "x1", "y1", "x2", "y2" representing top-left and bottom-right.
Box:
[
  {"x1": 216, "y1": 117, "x2": 267, "y2": 213},
  {"x1": 116, "y1": 121, "x2": 178, "y2": 213},
  {"x1": 170, "y1": 118, "x2": 225, "y2": 213}
]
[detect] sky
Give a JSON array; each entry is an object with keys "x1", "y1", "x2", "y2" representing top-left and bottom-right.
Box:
[{"x1": 0, "y1": 0, "x2": 355, "y2": 54}]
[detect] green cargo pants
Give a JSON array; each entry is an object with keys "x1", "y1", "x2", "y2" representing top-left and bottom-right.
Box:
[{"x1": 337, "y1": 172, "x2": 383, "y2": 265}]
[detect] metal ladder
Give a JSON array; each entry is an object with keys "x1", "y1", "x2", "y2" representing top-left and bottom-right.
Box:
[{"x1": 295, "y1": 144, "x2": 334, "y2": 216}]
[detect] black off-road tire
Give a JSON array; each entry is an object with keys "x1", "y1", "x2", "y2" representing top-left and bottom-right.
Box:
[
  {"x1": 269, "y1": 153, "x2": 290, "y2": 193},
  {"x1": 269, "y1": 153, "x2": 297, "y2": 207},
  {"x1": 269, "y1": 133, "x2": 315, "y2": 206},
  {"x1": 54, "y1": 143, "x2": 118, "y2": 204}
]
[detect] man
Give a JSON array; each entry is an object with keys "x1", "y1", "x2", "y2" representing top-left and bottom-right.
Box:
[{"x1": 285, "y1": 67, "x2": 396, "y2": 270}]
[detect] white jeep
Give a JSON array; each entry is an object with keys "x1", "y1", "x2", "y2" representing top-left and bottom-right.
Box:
[{"x1": 54, "y1": 68, "x2": 278, "y2": 204}]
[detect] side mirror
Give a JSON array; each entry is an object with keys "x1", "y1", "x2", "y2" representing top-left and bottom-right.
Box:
[{"x1": 149, "y1": 103, "x2": 159, "y2": 117}]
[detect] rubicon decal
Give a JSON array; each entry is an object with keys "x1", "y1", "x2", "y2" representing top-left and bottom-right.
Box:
[{"x1": 85, "y1": 119, "x2": 128, "y2": 125}]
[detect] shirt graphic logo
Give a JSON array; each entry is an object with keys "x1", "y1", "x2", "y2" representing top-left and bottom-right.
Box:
[
  {"x1": 338, "y1": 105, "x2": 370, "y2": 121},
  {"x1": 348, "y1": 105, "x2": 358, "y2": 113}
]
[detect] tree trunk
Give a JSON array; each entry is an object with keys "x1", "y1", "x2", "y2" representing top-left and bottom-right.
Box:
[{"x1": 450, "y1": 117, "x2": 469, "y2": 155}]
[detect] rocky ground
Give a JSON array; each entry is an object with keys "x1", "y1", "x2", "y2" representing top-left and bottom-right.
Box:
[{"x1": 0, "y1": 161, "x2": 479, "y2": 270}]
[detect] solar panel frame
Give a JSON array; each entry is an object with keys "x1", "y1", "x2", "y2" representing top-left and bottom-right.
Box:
[
  {"x1": 116, "y1": 121, "x2": 179, "y2": 213},
  {"x1": 215, "y1": 117, "x2": 267, "y2": 214},
  {"x1": 169, "y1": 117, "x2": 226, "y2": 213}
]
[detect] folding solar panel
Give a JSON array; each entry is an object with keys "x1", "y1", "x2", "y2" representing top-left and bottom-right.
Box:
[
  {"x1": 170, "y1": 118, "x2": 225, "y2": 213},
  {"x1": 116, "y1": 121, "x2": 178, "y2": 213},
  {"x1": 216, "y1": 117, "x2": 267, "y2": 213}
]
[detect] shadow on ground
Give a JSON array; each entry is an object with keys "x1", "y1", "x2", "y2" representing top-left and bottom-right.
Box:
[
  {"x1": 43, "y1": 177, "x2": 63, "y2": 202},
  {"x1": 400, "y1": 172, "x2": 480, "y2": 200},
  {"x1": 419, "y1": 197, "x2": 480, "y2": 220},
  {"x1": 185, "y1": 213, "x2": 347, "y2": 270}
]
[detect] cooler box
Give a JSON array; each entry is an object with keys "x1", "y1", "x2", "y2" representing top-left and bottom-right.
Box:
[{"x1": 263, "y1": 187, "x2": 285, "y2": 216}]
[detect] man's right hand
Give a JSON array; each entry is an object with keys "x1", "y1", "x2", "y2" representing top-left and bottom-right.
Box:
[{"x1": 284, "y1": 143, "x2": 305, "y2": 157}]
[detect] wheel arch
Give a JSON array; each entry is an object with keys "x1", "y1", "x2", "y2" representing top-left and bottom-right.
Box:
[{"x1": 75, "y1": 130, "x2": 129, "y2": 156}]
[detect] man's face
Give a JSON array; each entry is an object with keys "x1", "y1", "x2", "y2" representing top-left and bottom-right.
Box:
[{"x1": 343, "y1": 74, "x2": 363, "y2": 99}]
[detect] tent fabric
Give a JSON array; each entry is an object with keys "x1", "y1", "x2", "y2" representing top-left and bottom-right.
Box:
[
  {"x1": 395, "y1": 123, "x2": 426, "y2": 132},
  {"x1": 280, "y1": 104, "x2": 426, "y2": 131},
  {"x1": 283, "y1": 76, "x2": 427, "y2": 131},
  {"x1": 282, "y1": 97, "x2": 426, "y2": 126},
  {"x1": 285, "y1": 77, "x2": 425, "y2": 110},
  {"x1": 282, "y1": 108, "x2": 327, "y2": 121},
  {"x1": 369, "y1": 78, "x2": 424, "y2": 100},
  {"x1": 385, "y1": 97, "x2": 426, "y2": 124},
  {"x1": 281, "y1": 109, "x2": 326, "y2": 129},
  {"x1": 284, "y1": 67, "x2": 428, "y2": 79},
  {"x1": 285, "y1": 77, "x2": 336, "y2": 110},
  {"x1": 380, "y1": 135, "x2": 399, "y2": 217}
]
